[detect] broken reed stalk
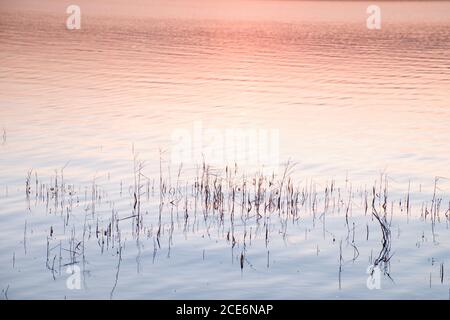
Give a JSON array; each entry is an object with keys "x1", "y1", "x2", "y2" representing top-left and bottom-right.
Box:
[{"x1": 371, "y1": 183, "x2": 393, "y2": 280}]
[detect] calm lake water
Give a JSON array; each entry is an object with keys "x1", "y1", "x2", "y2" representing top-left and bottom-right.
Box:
[{"x1": 0, "y1": 0, "x2": 449, "y2": 299}]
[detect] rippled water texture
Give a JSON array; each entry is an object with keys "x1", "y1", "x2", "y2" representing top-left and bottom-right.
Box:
[{"x1": 0, "y1": 0, "x2": 449, "y2": 299}]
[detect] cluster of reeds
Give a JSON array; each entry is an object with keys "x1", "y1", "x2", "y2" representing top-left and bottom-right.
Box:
[{"x1": 20, "y1": 157, "x2": 449, "y2": 293}]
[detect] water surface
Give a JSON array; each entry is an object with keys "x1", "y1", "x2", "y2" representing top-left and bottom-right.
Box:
[{"x1": 0, "y1": 0, "x2": 449, "y2": 299}]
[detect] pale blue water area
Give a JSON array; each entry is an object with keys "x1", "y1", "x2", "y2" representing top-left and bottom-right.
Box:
[{"x1": 0, "y1": 0, "x2": 449, "y2": 299}]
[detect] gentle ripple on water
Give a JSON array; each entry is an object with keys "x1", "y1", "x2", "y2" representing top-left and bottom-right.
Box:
[{"x1": 0, "y1": 0, "x2": 449, "y2": 299}]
